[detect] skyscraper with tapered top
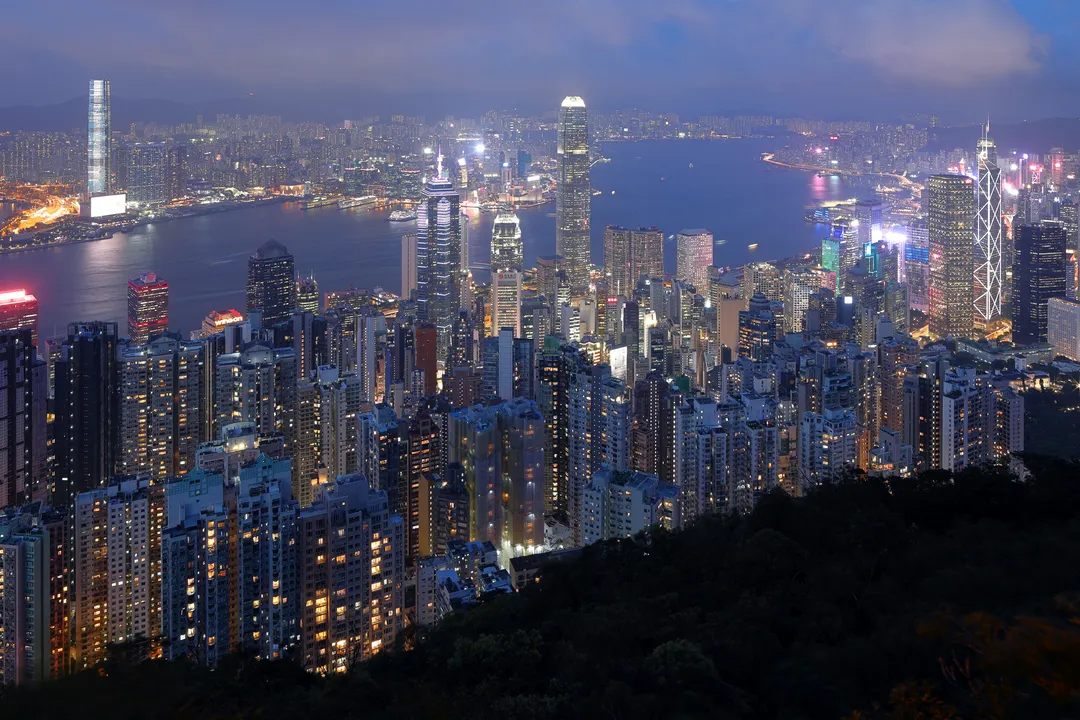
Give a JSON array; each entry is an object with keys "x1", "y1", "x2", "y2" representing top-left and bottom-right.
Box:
[
  {"x1": 87, "y1": 80, "x2": 111, "y2": 197},
  {"x1": 974, "y1": 130, "x2": 1003, "y2": 325},
  {"x1": 417, "y1": 153, "x2": 462, "y2": 364},
  {"x1": 557, "y1": 96, "x2": 591, "y2": 296}
]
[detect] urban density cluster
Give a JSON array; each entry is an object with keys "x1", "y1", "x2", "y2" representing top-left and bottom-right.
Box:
[{"x1": 5, "y1": 78, "x2": 1080, "y2": 687}]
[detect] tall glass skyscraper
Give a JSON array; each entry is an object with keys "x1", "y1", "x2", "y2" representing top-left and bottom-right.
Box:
[
  {"x1": 974, "y1": 134, "x2": 1003, "y2": 325},
  {"x1": 246, "y1": 239, "x2": 297, "y2": 326},
  {"x1": 1012, "y1": 221, "x2": 1067, "y2": 345},
  {"x1": 87, "y1": 79, "x2": 111, "y2": 197},
  {"x1": 557, "y1": 96, "x2": 591, "y2": 297},
  {"x1": 416, "y1": 160, "x2": 461, "y2": 363},
  {"x1": 491, "y1": 210, "x2": 523, "y2": 273},
  {"x1": 928, "y1": 174, "x2": 975, "y2": 339}
]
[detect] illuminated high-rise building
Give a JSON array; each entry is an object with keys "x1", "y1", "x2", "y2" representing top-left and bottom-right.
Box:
[
  {"x1": 557, "y1": 96, "x2": 591, "y2": 296},
  {"x1": 297, "y1": 274, "x2": 319, "y2": 314},
  {"x1": 87, "y1": 79, "x2": 111, "y2": 197},
  {"x1": 127, "y1": 271, "x2": 169, "y2": 344},
  {"x1": 125, "y1": 142, "x2": 167, "y2": 205},
  {"x1": 604, "y1": 226, "x2": 632, "y2": 298},
  {"x1": 928, "y1": 174, "x2": 976, "y2": 339},
  {"x1": 0, "y1": 289, "x2": 39, "y2": 346},
  {"x1": 974, "y1": 134, "x2": 1003, "y2": 325},
  {"x1": 856, "y1": 197, "x2": 883, "y2": 249},
  {"x1": 491, "y1": 210, "x2": 523, "y2": 273},
  {"x1": 1012, "y1": 221, "x2": 1067, "y2": 345},
  {"x1": 741, "y1": 262, "x2": 782, "y2": 304},
  {"x1": 297, "y1": 473, "x2": 404, "y2": 672},
  {"x1": 631, "y1": 227, "x2": 664, "y2": 285},
  {"x1": 246, "y1": 240, "x2": 297, "y2": 326},
  {"x1": 782, "y1": 267, "x2": 818, "y2": 334},
  {"x1": 491, "y1": 270, "x2": 523, "y2": 338},
  {"x1": 738, "y1": 293, "x2": 776, "y2": 362},
  {"x1": 416, "y1": 160, "x2": 462, "y2": 362},
  {"x1": 676, "y1": 229, "x2": 712, "y2": 291}
]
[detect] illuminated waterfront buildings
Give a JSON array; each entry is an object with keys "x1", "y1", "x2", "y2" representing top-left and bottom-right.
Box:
[
  {"x1": 86, "y1": 80, "x2": 110, "y2": 197},
  {"x1": 928, "y1": 174, "x2": 975, "y2": 339},
  {"x1": 676, "y1": 229, "x2": 712, "y2": 291},
  {"x1": 557, "y1": 96, "x2": 591, "y2": 296},
  {"x1": 127, "y1": 271, "x2": 169, "y2": 344},
  {"x1": 974, "y1": 134, "x2": 1003, "y2": 325},
  {"x1": 246, "y1": 240, "x2": 297, "y2": 326}
]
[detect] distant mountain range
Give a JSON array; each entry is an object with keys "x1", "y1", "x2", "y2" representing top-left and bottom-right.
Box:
[
  {"x1": 0, "y1": 96, "x2": 282, "y2": 131},
  {"x1": 927, "y1": 118, "x2": 1080, "y2": 155}
]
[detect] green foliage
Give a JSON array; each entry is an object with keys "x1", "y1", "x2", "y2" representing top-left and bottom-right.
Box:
[
  {"x1": 1023, "y1": 387, "x2": 1080, "y2": 461},
  {"x1": 5, "y1": 461, "x2": 1080, "y2": 719}
]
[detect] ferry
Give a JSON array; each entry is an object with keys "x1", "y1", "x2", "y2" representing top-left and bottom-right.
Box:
[
  {"x1": 389, "y1": 209, "x2": 417, "y2": 222},
  {"x1": 301, "y1": 196, "x2": 337, "y2": 210},
  {"x1": 339, "y1": 195, "x2": 378, "y2": 209},
  {"x1": 748, "y1": 243, "x2": 759, "y2": 252}
]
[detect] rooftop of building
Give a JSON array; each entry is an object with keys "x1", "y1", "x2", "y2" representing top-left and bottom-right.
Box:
[{"x1": 253, "y1": 238, "x2": 290, "y2": 259}]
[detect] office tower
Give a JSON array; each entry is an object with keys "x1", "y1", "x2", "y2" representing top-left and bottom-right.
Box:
[
  {"x1": 581, "y1": 469, "x2": 681, "y2": 546},
  {"x1": 905, "y1": 220, "x2": 930, "y2": 311},
  {"x1": 856, "y1": 197, "x2": 883, "y2": 250},
  {"x1": 295, "y1": 366, "x2": 364, "y2": 506},
  {"x1": 125, "y1": 142, "x2": 167, "y2": 204},
  {"x1": 535, "y1": 255, "x2": 563, "y2": 308},
  {"x1": 246, "y1": 240, "x2": 297, "y2": 326},
  {"x1": 234, "y1": 456, "x2": 299, "y2": 659},
  {"x1": 73, "y1": 477, "x2": 165, "y2": 669},
  {"x1": 0, "y1": 504, "x2": 55, "y2": 684},
  {"x1": 416, "y1": 163, "x2": 462, "y2": 362},
  {"x1": 928, "y1": 174, "x2": 976, "y2": 339},
  {"x1": 297, "y1": 274, "x2": 319, "y2": 314},
  {"x1": 0, "y1": 289, "x2": 39, "y2": 346},
  {"x1": 1048, "y1": 296, "x2": 1080, "y2": 360},
  {"x1": 213, "y1": 343, "x2": 297, "y2": 456},
  {"x1": 0, "y1": 331, "x2": 47, "y2": 509},
  {"x1": 165, "y1": 144, "x2": 188, "y2": 201},
  {"x1": 126, "y1": 271, "x2": 169, "y2": 344},
  {"x1": 448, "y1": 398, "x2": 545, "y2": 551},
  {"x1": 738, "y1": 293, "x2": 776, "y2": 362},
  {"x1": 118, "y1": 333, "x2": 204, "y2": 480},
  {"x1": 401, "y1": 233, "x2": 418, "y2": 301},
  {"x1": 87, "y1": 79, "x2": 111, "y2": 197},
  {"x1": 974, "y1": 135, "x2": 1003, "y2": 325},
  {"x1": 741, "y1": 262, "x2": 782, "y2": 304},
  {"x1": 821, "y1": 235, "x2": 840, "y2": 279},
  {"x1": 480, "y1": 331, "x2": 535, "y2": 401},
  {"x1": 631, "y1": 227, "x2": 664, "y2": 287},
  {"x1": 491, "y1": 210, "x2": 523, "y2": 273},
  {"x1": 799, "y1": 406, "x2": 858, "y2": 489},
  {"x1": 604, "y1": 226, "x2": 632, "y2": 298},
  {"x1": 782, "y1": 266, "x2": 818, "y2": 334},
  {"x1": 556, "y1": 96, "x2": 591, "y2": 296},
  {"x1": 356, "y1": 311, "x2": 378, "y2": 402},
  {"x1": 491, "y1": 270, "x2": 522, "y2": 338},
  {"x1": 676, "y1": 229, "x2": 712, "y2": 291},
  {"x1": 54, "y1": 322, "x2": 121, "y2": 506},
  {"x1": 1013, "y1": 221, "x2": 1067, "y2": 344},
  {"x1": 298, "y1": 474, "x2": 404, "y2": 672}
]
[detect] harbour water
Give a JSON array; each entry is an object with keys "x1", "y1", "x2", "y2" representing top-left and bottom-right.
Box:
[{"x1": 0, "y1": 139, "x2": 871, "y2": 337}]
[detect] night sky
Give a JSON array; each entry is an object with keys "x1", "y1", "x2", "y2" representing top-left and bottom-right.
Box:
[{"x1": 3, "y1": 0, "x2": 1079, "y2": 121}]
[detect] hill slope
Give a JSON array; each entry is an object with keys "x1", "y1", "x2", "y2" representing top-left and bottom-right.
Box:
[{"x1": 5, "y1": 457, "x2": 1080, "y2": 719}]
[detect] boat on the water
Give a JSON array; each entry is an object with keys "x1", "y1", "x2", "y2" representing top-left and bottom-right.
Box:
[
  {"x1": 389, "y1": 209, "x2": 417, "y2": 222},
  {"x1": 339, "y1": 196, "x2": 378, "y2": 209}
]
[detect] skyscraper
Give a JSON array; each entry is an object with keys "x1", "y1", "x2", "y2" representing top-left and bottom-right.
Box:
[
  {"x1": 557, "y1": 96, "x2": 591, "y2": 296},
  {"x1": 0, "y1": 289, "x2": 39, "y2": 347},
  {"x1": 856, "y1": 197, "x2": 883, "y2": 250},
  {"x1": 1013, "y1": 221, "x2": 1067, "y2": 345},
  {"x1": 246, "y1": 239, "x2": 297, "y2": 326},
  {"x1": 491, "y1": 210, "x2": 523, "y2": 273},
  {"x1": 0, "y1": 330, "x2": 47, "y2": 509},
  {"x1": 125, "y1": 142, "x2": 167, "y2": 205},
  {"x1": 297, "y1": 274, "x2": 319, "y2": 314},
  {"x1": 401, "y1": 233, "x2": 417, "y2": 301},
  {"x1": 491, "y1": 270, "x2": 523, "y2": 338},
  {"x1": 54, "y1": 322, "x2": 121, "y2": 506},
  {"x1": 928, "y1": 174, "x2": 976, "y2": 339},
  {"x1": 416, "y1": 162, "x2": 462, "y2": 362},
  {"x1": 676, "y1": 229, "x2": 712, "y2": 291},
  {"x1": 127, "y1": 271, "x2": 169, "y2": 344},
  {"x1": 87, "y1": 79, "x2": 111, "y2": 197},
  {"x1": 631, "y1": 227, "x2": 664, "y2": 285},
  {"x1": 974, "y1": 134, "x2": 1003, "y2": 325},
  {"x1": 604, "y1": 226, "x2": 632, "y2": 298},
  {"x1": 782, "y1": 267, "x2": 818, "y2": 334}
]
